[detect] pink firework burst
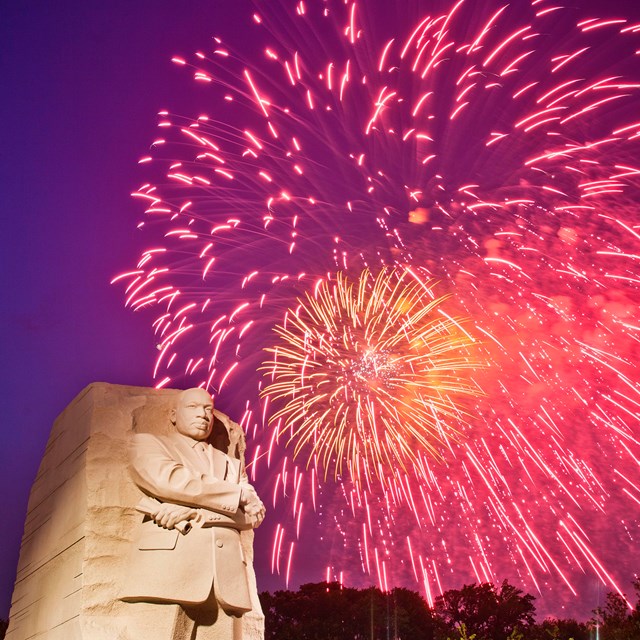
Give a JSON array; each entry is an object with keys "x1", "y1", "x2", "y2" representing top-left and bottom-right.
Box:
[{"x1": 115, "y1": 0, "x2": 640, "y2": 617}]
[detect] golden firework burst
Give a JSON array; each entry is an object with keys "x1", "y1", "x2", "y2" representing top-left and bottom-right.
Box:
[{"x1": 261, "y1": 268, "x2": 483, "y2": 482}]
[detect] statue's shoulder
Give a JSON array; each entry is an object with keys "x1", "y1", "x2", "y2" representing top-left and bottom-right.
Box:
[{"x1": 130, "y1": 432, "x2": 173, "y2": 452}]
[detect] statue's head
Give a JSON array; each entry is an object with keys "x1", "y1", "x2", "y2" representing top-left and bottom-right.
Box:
[{"x1": 171, "y1": 387, "x2": 214, "y2": 441}]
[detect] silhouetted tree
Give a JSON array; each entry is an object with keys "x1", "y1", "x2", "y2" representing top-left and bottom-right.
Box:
[
  {"x1": 381, "y1": 587, "x2": 437, "y2": 640},
  {"x1": 523, "y1": 617, "x2": 589, "y2": 640},
  {"x1": 590, "y1": 579, "x2": 640, "y2": 640},
  {"x1": 0, "y1": 618, "x2": 7, "y2": 640},
  {"x1": 435, "y1": 580, "x2": 535, "y2": 640},
  {"x1": 261, "y1": 582, "x2": 355, "y2": 640},
  {"x1": 261, "y1": 582, "x2": 436, "y2": 640}
]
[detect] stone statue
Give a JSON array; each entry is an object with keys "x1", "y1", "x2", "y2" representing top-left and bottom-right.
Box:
[
  {"x1": 6, "y1": 384, "x2": 264, "y2": 640},
  {"x1": 121, "y1": 387, "x2": 266, "y2": 639}
]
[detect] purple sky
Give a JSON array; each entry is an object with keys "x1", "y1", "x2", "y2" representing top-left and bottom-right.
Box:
[
  {"x1": 2, "y1": 0, "x2": 640, "y2": 622},
  {"x1": 0, "y1": 1, "x2": 259, "y2": 618}
]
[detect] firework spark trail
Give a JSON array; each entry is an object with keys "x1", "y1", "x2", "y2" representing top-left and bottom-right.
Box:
[{"x1": 116, "y1": 0, "x2": 640, "y2": 616}]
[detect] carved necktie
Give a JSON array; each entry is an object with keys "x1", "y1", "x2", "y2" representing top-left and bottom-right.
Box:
[{"x1": 196, "y1": 441, "x2": 229, "y2": 479}]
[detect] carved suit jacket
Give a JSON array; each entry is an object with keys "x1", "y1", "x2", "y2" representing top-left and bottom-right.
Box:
[{"x1": 121, "y1": 432, "x2": 255, "y2": 613}]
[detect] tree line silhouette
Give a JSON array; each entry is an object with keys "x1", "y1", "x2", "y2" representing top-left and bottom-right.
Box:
[{"x1": 260, "y1": 578, "x2": 640, "y2": 640}]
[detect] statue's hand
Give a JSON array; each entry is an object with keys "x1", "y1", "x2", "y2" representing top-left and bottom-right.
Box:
[
  {"x1": 150, "y1": 501, "x2": 198, "y2": 530},
  {"x1": 240, "y1": 486, "x2": 266, "y2": 527},
  {"x1": 248, "y1": 501, "x2": 266, "y2": 528}
]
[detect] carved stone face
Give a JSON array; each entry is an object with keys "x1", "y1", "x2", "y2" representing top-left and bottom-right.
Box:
[{"x1": 172, "y1": 388, "x2": 214, "y2": 441}]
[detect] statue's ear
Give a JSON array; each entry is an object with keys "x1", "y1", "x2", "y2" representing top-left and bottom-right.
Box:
[{"x1": 169, "y1": 407, "x2": 176, "y2": 425}]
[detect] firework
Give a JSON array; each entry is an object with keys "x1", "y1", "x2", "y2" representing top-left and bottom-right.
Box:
[
  {"x1": 115, "y1": 0, "x2": 640, "y2": 617},
  {"x1": 262, "y1": 268, "x2": 482, "y2": 481}
]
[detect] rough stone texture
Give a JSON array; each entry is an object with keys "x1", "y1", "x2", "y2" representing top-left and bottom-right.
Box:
[{"x1": 6, "y1": 382, "x2": 264, "y2": 640}]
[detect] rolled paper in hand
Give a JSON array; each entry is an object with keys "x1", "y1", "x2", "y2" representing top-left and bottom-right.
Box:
[{"x1": 135, "y1": 496, "x2": 193, "y2": 534}]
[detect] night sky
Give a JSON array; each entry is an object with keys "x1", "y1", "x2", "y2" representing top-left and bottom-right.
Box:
[
  {"x1": 1, "y1": 1, "x2": 257, "y2": 618},
  {"x1": 2, "y1": 0, "x2": 640, "y2": 622}
]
